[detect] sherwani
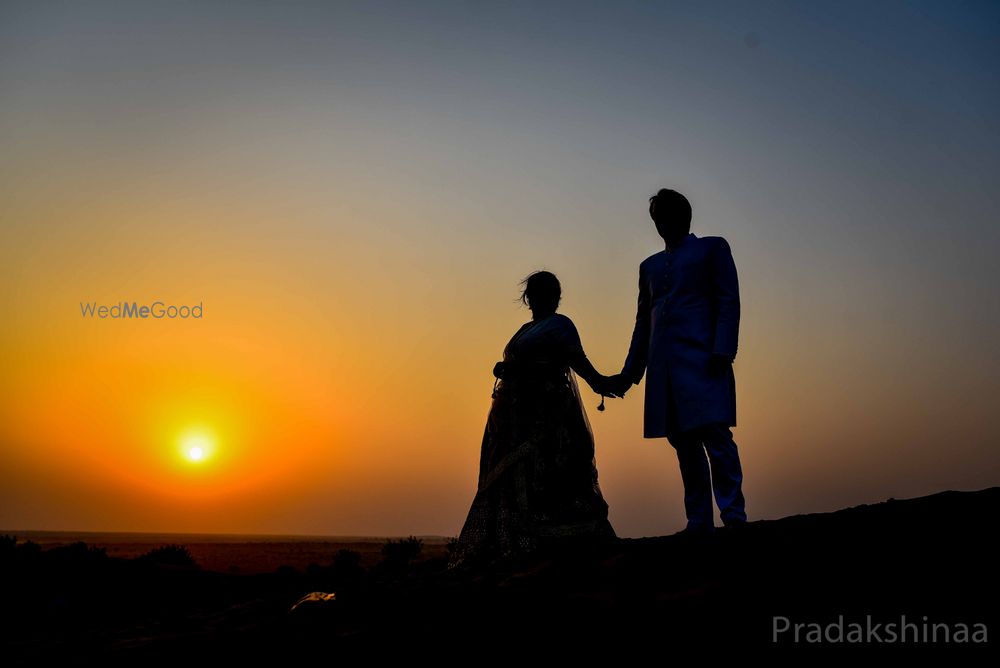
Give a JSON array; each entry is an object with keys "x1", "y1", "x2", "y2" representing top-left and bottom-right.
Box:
[{"x1": 621, "y1": 232, "x2": 747, "y2": 528}]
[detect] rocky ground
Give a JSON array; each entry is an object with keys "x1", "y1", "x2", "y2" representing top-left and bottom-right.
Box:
[{"x1": 3, "y1": 487, "x2": 997, "y2": 662}]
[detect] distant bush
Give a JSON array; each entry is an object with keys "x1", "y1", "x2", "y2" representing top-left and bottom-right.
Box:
[
  {"x1": 138, "y1": 544, "x2": 198, "y2": 568},
  {"x1": 332, "y1": 549, "x2": 362, "y2": 571},
  {"x1": 380, "y1": 536, "x2": 423, "y2": 567},
  {"x1": 275, "y1": 564, "x2": 300, "y2": 578},
  {"x1": 48, "y1": 541, "x2": 107, "y2": 562},
  {"x1": 18, "y1": 540, "x2": 41, "y2": 557},
  {"x1": 0, "y1": 535, "x2": 17, "y2": 567}
]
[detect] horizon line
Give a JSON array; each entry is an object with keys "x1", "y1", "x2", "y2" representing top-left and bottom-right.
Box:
[{"x1": 2, "y1": 528, "x2": 453, "y2": 543}]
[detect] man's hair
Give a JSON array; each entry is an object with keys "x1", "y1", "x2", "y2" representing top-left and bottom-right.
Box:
[{"x1": 648, "y1": 188, "x2": 692, "y2": 231}]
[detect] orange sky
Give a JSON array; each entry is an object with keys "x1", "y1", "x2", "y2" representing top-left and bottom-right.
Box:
[{"x1": 1, "y1": 1, "x2": 998, "y2": 537}]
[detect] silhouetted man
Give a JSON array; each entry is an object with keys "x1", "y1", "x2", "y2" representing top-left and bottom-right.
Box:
[{"x1": 609, "y1": 189, "x2": 747, "y2": 533}]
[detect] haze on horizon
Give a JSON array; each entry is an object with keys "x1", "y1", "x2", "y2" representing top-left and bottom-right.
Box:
[{"x1": 1, "y1": 0, "x2": 998, "y2": 537}]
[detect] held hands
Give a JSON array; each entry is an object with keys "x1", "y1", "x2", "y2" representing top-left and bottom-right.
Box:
[
  {"x1": 591, "y1": 373, "x2": 632, "y2": 399},
  {"x1": 590, "y1": 357, "x2": 728, "y2": 400},
  {"x1": 606, "y1": 373, "x2": 633, "y2": 398}
]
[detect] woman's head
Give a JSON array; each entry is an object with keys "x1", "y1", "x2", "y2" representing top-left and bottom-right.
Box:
[{"x1": 519, "y1": 270, "x2": 561, "y2": 318}]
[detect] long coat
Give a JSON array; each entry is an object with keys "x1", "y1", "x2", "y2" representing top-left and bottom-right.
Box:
[{"x1": 621, "y1": 232, "x2": 740, "y2": 438}]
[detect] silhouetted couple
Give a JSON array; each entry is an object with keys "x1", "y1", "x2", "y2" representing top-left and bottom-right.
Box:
[{"x1": 451, "y1": 189, "x2": 748, "y2": 568}]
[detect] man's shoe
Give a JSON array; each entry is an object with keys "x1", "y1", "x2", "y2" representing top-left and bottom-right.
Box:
[
  {"x1": 677, "y1": 524, "x2": 715, "y2": 539},
  {"x1": 719, "y1": 520, "x2": 749, "y2": 537}
]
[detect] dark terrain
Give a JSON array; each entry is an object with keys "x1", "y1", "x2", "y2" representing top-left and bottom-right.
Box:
[{"x1": 3, "y1": 488, "x2": 997, "y2": 662}]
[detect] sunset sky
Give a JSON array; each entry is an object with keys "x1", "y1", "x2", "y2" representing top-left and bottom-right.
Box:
[{"x1": 1, "y1": 1, "x2": 998, "y2": 537}]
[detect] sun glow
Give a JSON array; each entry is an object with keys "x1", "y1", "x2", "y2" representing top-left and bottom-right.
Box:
[{"x1": 180, "y1": 431, "x2": 215, "y2": 463}]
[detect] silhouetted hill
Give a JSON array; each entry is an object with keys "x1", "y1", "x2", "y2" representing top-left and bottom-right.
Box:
[{"x1": 3, "y1": 487, "x2": 997, "y2": 662}]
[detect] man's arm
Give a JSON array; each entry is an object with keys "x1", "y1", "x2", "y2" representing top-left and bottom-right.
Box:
[
  {"x1": 712, "y1": 237, "x2": 740, "y2": 361},
  {"x1": 619, "y1": 263, "x2": 651, "y2": 387}
]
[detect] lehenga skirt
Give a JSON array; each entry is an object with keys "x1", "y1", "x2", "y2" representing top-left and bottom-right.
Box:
[{"x1": 451, "y1": 370, "x2": 616, "y2": 566}]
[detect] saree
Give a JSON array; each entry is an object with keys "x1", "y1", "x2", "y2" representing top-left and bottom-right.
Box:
[{"x1": 451, "y1": 313, "x2": 616, "y2": 567}]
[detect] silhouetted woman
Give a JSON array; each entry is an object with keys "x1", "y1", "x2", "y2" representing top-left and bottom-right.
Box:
[{"x1": 451, "y1": 271, "x2": 617, "y2": 567}]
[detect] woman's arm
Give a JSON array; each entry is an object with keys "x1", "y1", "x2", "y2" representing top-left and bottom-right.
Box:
[
  {"x1": 554, "y1": 316, "x2": 608, "y2": 394},
  {"x1": 569, "y1": 352, "x2": 608, "y2": 395}
]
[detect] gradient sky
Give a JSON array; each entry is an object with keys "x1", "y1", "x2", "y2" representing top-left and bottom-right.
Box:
[{"x1": 1, "y1": 0, "x2": 998, "y2": 537}]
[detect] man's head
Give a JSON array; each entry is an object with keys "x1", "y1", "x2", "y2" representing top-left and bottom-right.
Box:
[{"x1": 648, "y1": 188, "x2": 692, "y2": 244}]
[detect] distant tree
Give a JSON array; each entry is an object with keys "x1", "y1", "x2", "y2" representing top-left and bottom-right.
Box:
[
  {"x1": 275, "y1": 564, "x2": 300, "y2": 578},
  {"x1": 49, "y1": 541, "x2": 107, "y2": 563},
  {"x1": 0, "y1": 535, "x2": 16, "y2": 568},
  {"x1": 332, "y1": 548, "x2": 362, "y2": 572},
  {"x1": 380, "y1": 536, "x2": 423, "y2": 567},
  {"x1": 138, "y1": 544, "x2": 198, "y2": 568},
  {"x1": 18, "y1": 540, "x2": 41, "y2": 557}
]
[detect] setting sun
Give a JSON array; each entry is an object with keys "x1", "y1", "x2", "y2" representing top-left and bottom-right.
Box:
[{"x1": 180, "y1": 431, "x2": 214, "y2": 464}]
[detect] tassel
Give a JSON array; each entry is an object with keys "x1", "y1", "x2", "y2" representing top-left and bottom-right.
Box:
[{"x1": 597, "y1": 394, "x2": 606, "y2": 411}]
